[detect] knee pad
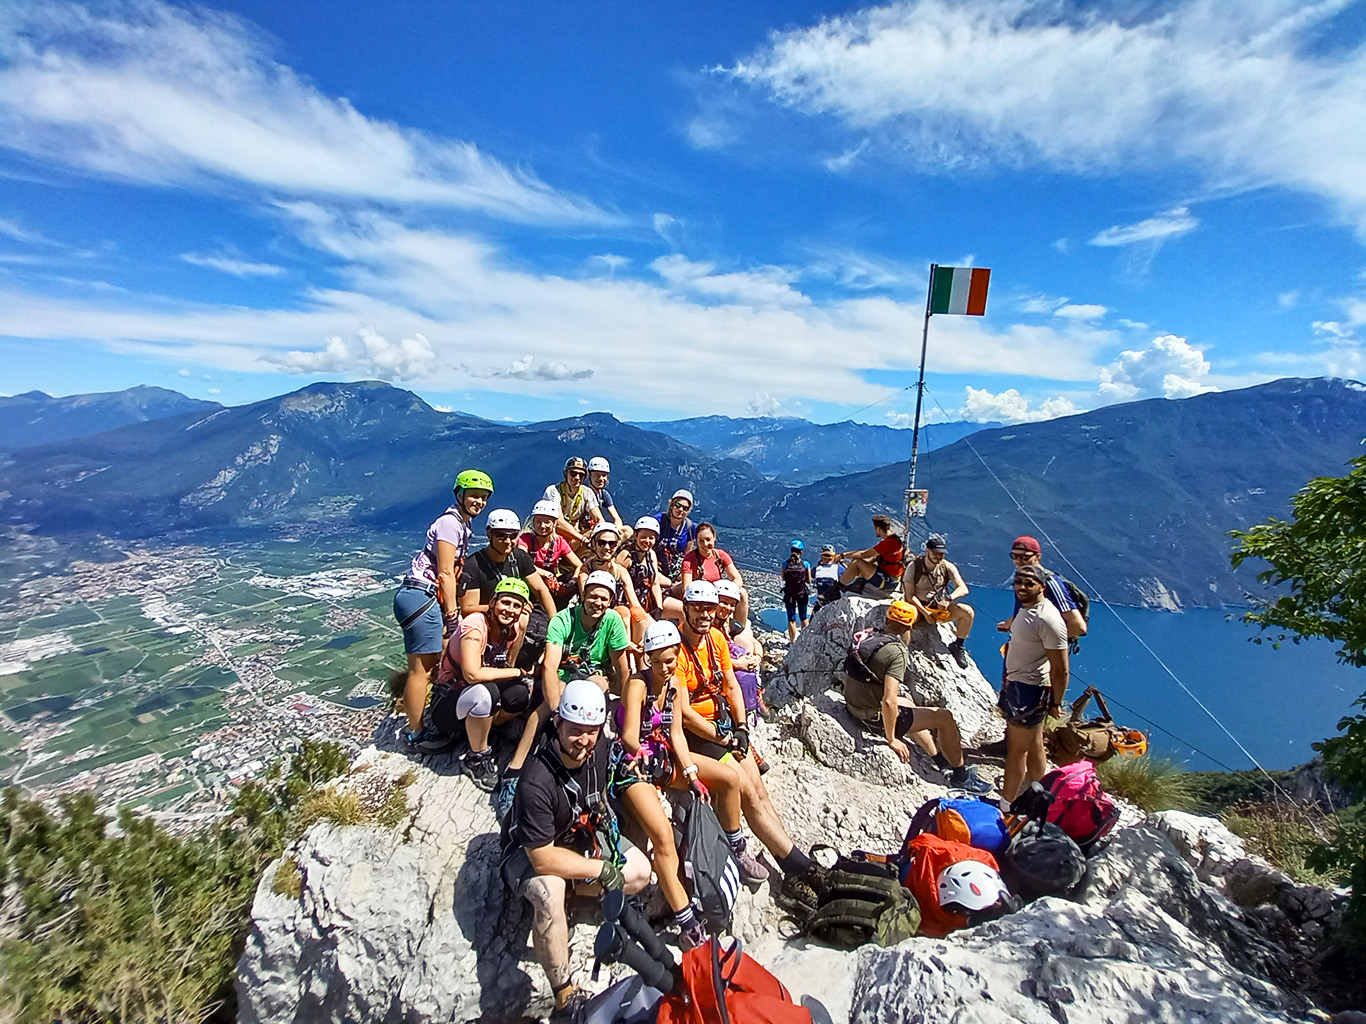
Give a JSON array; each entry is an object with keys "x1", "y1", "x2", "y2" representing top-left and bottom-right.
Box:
[
  {"x1": 456, "y1": 683, "x2": 495, "y2": 720},
  {"x1": 500, "y1": 680, "x2": 532, "y2": 714}
]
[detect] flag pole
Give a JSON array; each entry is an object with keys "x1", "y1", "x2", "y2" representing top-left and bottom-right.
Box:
[{"x1": 906, "y1": 263, "x2": 934, "y2": 528}]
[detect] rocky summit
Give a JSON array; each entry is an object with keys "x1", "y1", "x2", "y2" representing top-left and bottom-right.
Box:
[{"x1": 236, "y1": 598, "x2": 1343, "y2": 1023}]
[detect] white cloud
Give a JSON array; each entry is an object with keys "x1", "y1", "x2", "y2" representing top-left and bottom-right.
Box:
[
  {"x1": 1098, "y1": 334, "x2": 1216, "y2": 401},
  {"x1": 804, "y1": 248, "x2": 914, "y2": 290},
  {"x1": 728, "y1": 1, "x2": 1366, "y2": 235},
  {"x1": 1277, "y1": 290, "x2": 1300, "y2": 309},
  {"x1": 748, "y1": 392, "x2": 782, "y2": 416},
  {"x1": 1312, "y1": 320, "x2": 1365, "y2": 378},
  {"x1": 884, "y1": 411, "x2": 915, "y2": 427},
  {"x1": 473, "y1": 356, "x2": 593, "y2": 382},
  {"x1": 177, "y1": 367, "x2": 191, "y2": 377},
  {"x1": 0, "y1": 217, "x2": 51, "y2": 245},
  {"x1": 651, "y1": 254, "x2": 809, "y2": 308},
  {"x1": 206, "y1": 387, "x2": 221, "y2": 395},
  {"x1": 1090, "y1": 208, "x2": 1199, "y2": 248},
  {"x1": 0, "y1": 1, "x2": 610, "y2": 225},
  {"x1": 1055, "y1": 303, "x2": 1107, "y2": 321},
  {"x1": 431, "y1": 403, "x2": 453, "y2": 413},
  {"x1": 587, "y1": 254, "x2": 631, "y2": 278},
  {"x1": 958, "y1": 387, "x2": 1079, "y2": 423},
  {"x1": 181, "y1": 251, "x2": 284, "y2": 277},
  {"x1": 272, "y1": 324, "x2": 438, "y2": 380},
  {"x1": 824, "y1": 140, "x2": 869, "y2": 172}
]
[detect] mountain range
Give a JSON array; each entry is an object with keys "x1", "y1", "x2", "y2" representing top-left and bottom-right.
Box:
[
  {"x1": 0, "y1": 386, "x2": 221, "y2": 450},
  {"x1": 634, "y1": 415, "x2": 995, "y2": 483},
  {"x1": 1, "y1": 377, "x2": 1362, "y2": 608}
]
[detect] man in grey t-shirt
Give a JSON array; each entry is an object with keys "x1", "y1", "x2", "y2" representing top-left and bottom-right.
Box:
[
  {"x1": 1000, "y1": 564, "x2": 1069, "y2": 807},
  {"x1": 841, "y1": 602, "x2": 990, "y2": 793}
]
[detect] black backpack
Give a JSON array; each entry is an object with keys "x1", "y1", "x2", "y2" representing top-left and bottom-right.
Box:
[
  {"x1": 1044, "y1": 570, "x2": 1090, "y2": 624},
  {"x1": 785, "y1": 848, "x2": 921, "y2": 949},
  {"x1": 842, "y1": 629, "x2": 899, "y2": 687},
  {"x1": 673, "y1": 795, "x2": 741, "y2": 931},
  {"x1": 998, "y1": 819, "x2": 1088, "y2": 902}
]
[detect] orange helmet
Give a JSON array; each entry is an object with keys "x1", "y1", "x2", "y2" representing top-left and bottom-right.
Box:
[
  {"x1": 1113, "y1": 729, "x2": 1149, "y2": 758},
  {"x1": 887, "y1": 600, "x2": 918, "y2": 627}
]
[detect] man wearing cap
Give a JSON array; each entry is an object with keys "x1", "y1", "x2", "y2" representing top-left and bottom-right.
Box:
[
  {"x1": 459, "y1": 510, "x2": 558, "y2": 621},
  {"x1": 904, "y1": 534, "x2": 975, "y2": 669},
  {"x1": 545, "y1": 457, "x2": 603, "y2": 554},
  {"x1": 501, "y1": 679, "x2": 652, "y2": 1020},
  {"x1": 842, "y1": 601, "x2": 991, "y2": 793},
  {"x1": 1000, "y1": 564, "x2": 1069, "y2": 806},
  {"x1": 995, "y1": 535, "x2": 1086, "y2": 640}
]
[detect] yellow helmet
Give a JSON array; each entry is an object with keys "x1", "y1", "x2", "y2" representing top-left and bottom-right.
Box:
[{"x1": 887, "y1": 600, "x2": 918, "y2": 627}]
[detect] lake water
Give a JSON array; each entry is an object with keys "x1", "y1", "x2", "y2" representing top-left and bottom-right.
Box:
[{"x1": 761, "y1": 588, "x2": 1363, "y2": 771}]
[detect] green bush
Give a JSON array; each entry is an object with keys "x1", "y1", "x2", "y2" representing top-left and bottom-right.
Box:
[
  {"x1": 1096, "y1": 755, "x2": 1197, "y2": 812},
  {"x1": 1222, "y1": 801, "x2": 1346, "y2": 887}
]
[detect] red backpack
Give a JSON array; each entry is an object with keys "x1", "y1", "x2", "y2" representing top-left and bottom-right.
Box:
[
  {"x1": 900, "y1": 833, "x2": 1002, "y2": 939},
  {"x1": 654, "y1": 938, "x2": 813, "y2": 1024},
  {"x1": 1040, "y1": 760, "x2": 1120, "y2": 853}
]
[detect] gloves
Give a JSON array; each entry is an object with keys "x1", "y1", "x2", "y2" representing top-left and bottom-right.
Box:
[
  {"x1": 689, "y1": 777, "x2": 711, "y2": 803},
  {"x1": 732, "y1": 727, "x2": 750, "y2": 759},
  {"x1": 598, "y1": 858, "x2": 625, "y2": 891}
]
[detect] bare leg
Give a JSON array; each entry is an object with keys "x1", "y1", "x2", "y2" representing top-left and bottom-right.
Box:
[
  {"x1": 787, "y1": 618, "x2": 798, "y2": 643},
  {"x1": 506, "y1": 701, "x2": 550, "y2": 772},
  {"x1": 1001, "y1": 722, "x2": 1036, "y2": 803},
  {"x1": 839, "y1": 559, "x2": 876, "y2": 585},
  {"x1": 622, "y1": 784, "x2": 689, "y2": 912},
  {"x1": 950, "y1": 602, "x2": 975, "y2": 640},
  {"x1": 524, "y1": 875, "x2": 572, "y2": 993},
  {"x1": 675, "y1": 755, "x2": 742, "y2": 833},
  {"x1": 734, "y1": 756, "x2": 795, "y2": 859},
  {"x1": 909, "y1": 706, "x2": 965, "y2": 766},
  {"x1": 738, "y1": 587, "x2": 750, "y2": 629},
  {"x1": 1025, "y1": 725, "x2": 1049, "y2": 788},
  {"x1": 403, "y1": 652, "x2": 439, "y2": 730},
  {"x1": 465, "y1": 713, "x2": 494, "y2": 752}
]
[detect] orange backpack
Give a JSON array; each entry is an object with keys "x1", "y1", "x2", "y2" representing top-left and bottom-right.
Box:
[
  {"x1": 900, "y1": 833, "x2": 1002, "y2": 939},
  {"x1": 654, "y1": 938, "x2": 814, "y2": 1024}
]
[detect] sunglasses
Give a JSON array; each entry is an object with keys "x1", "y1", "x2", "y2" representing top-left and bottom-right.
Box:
[
  {"x1": 567, "y1": 470, "x2": 586, "y2": 478},
  {"x1": 489, "y1": 530, "x2": 518, "y2": 539},
  {"x1": 593, "y1": 538, "x2": 617, "y2": 546},
  {"x1": 671, "y1": 500, "x2": 691, "y2": 508},
  {"x1": 1013, "y1": 576, "x2": 1043, "y2": 587},
  {"x1": 1009, "y1": 551, "x2": 1034, "y2": 560}
]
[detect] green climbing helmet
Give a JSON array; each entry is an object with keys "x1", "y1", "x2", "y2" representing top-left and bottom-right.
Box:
[
  {"x1": 453, "y1": 469, "x2": 494, "y2": 496},
  {"x1": 492, "y1": 576, "x2": 531, "y2": 604}
]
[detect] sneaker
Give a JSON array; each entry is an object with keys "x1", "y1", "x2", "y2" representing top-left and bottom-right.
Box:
[
  {"x1": 549, "y1": 987, "x2": 591, "y2": 1023},
  {"x1": 463, "y1": 748, "x2": 499, "y2": 792},
  {"x1": 494, "y1": 774, "x2": 519, "y2": 823},
  {"x1": 948, "y1": 639, "x2": 970, "y2": 669},
  {"x1": 947, "y1": 764, "x2": 993, "y2": 795},
  {"x1": 404, "y1": 723, "x2": 454, "y2": 755},
  {"x1": 735, "y1": 847, "x2": 771, "y2": 884},
  {"x1": 679, "y1": 920, "x2": 707, "y2": 951},
  {"x1": 774, "y1": 864, "x2": 825, "y2": 916}
]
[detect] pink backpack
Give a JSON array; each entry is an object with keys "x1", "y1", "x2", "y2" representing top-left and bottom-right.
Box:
[{"x1": 1040, "y1": 760, "x2": 1120, "y2": 853}]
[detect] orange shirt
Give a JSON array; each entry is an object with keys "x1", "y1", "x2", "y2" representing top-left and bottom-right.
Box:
[{"x1": 675, "y1": 628, "x2": 734, "y2": 721}]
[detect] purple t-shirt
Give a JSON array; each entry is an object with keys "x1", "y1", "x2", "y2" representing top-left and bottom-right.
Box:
[{"x1": 409, "y1": 507, "x2": 471, "y2": 584}]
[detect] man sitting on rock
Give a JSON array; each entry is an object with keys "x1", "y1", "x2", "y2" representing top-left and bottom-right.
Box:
[
  {"x1": 501, "y1": 679, "x2": 652, "y2": 1021},
  {"x1": 999, "y1": 564, "x2": 1069, "y2": 808},
  {"x1": 842, "y1": 600, "x2": 991, "y2": 794},
  {"x1": 903, "y1": 533, "x2": 975, "y2": 669},
  {"x1": 828, "y1": 514, "x2": 905, "y2": 598}
]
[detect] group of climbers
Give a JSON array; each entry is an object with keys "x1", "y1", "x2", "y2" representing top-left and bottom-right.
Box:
[{"x1": 394, "y1": 465, "x2": 1106, "y2": 1019}]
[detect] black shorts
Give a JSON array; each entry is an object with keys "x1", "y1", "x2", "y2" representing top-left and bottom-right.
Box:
[
  {"x1": 999, "y1": 680, "x2": 1050, "y2": 728},
  {"x1": 685, "y1": 733, "x2": 738, "y2": 764},
  {"x1": 858, "y1": 705, "x2": 919, "y2": 739}
]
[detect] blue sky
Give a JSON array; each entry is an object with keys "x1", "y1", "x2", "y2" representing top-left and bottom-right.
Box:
[{"x1": 1, "y1": 0, "x2": 1365, "y2": 426}]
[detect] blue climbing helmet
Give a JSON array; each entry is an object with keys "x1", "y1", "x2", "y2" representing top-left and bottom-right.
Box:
[{"x1": 790, "y1": 539, "x2": 804, "y2": 551}]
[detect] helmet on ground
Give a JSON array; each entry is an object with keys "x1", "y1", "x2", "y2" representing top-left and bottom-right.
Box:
[
  {"x1": 565, "y1": 456, "x2": 588, "y2": 473},
  {"x1": 714, "y1": 580, "x2": 742, "y2": 602},
  {"x1": 634, "y1": 515, "x2": 661, "y2": 535},
  {"x1": 887, "y1": 600, "x2": 918, "y2": 627},
  {"x1": 791, "y1": 539, "x2": 804, "y2": 551},
  {"x1": 588, "y1": 457, "x2": 610, "y2": 472},
  {"x1": 493, "y1": 577, "x2": 531, "y2": 604},
  {"x1": 1114, "y1": 729, "x2": 1149, "y2": 758},
  {"x1": 486, "y1": 509, "x2": 520, "y2": 532},
  {"x1": 583, "y1": 570, "x2": 618, "y2": 597},
  {"x1": 531, "y1": 499, "x2": 561, "y2": 520},
  {"x1": 590, "y1": 521, "x2": 621, "y2": 540},
  {"x1": 642, "y1": 620, "x2": 682, "y2": 653},
  {"x1": 671, "y1": 488, "x2": 694, "y2": 504},
  {"x1": 683, "y1": 580, "x2": 719, "y2": 605},
  {"x1": 937, "y1": 860, "x2": 1010, "y2": 915},
  {"x1": 558, "y1": 679, "x2": 607, "y2": 726},
  {"x1": 454, "y1": 469, "x2": 494, "y2": 495}
]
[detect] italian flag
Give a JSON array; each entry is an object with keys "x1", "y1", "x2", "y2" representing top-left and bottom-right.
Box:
[{"x1": 929, "y1": 265, "x2": 990, "y2": 316}]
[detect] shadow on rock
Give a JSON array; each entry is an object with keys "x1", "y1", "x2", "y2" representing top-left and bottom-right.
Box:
[{"x1": 454, "y1": 832, "x2": 536, "y2": 1021}]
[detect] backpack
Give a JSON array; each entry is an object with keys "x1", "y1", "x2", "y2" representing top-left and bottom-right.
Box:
[
  {"x1": 424, "y1": 682, "x2": 462, "y2": 742},
  {"x1": 1044, "y1": 570, "x2": 1090, "y2": 624},
  {"x1": 674, "y1": 795, "x2": 742, "y2": 931},
  {"x1": 1046, "y1": 686, "x2": 1148, "y2": 766},
  {"x1": 842, "y1": 629, "x2": 899, "y2": 687},
  {"x1": 795, "y1": 864, "x2": 921, "y2": 950},
  {"x1": 899, "y1": 832, "x2": 1005, "y2": 939},
  {"x1": 515, "y1": 606, "x2": 551, "y2": 671},
  {"x1": 654, "y1": 937, "x2": 816, "y2": 1024},
  {"x1": 781, "y1": 560, "x2": 809, "y2": 595},
  {"x1": 1040, "y1": 760, "x2": 1120, "y2": 853},
  {"x1": 903, "y1": 796, "x2": 1012, "y2": 857},
  {"x1": 998, "y1": 819, "x2": 1088, "y2": 902},
  {"x1": 572, "y1": 976, "x2": 665, "y2": 1024}
]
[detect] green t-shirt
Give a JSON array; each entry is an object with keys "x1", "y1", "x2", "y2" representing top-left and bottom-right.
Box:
[
  {"x1": 546, "y1": 606, "x2": 629, "y2": 681},
  {"x1": 844, "y1": 637, "x2": 909, "y2": 722}
]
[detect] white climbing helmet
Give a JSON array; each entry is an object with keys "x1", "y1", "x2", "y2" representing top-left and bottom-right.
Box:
[
  {"x1": 583, "y1": 570, "x2": 618, "y2": 597},
  {"x1": 642, "y1": 620, "x2": 682, "y2": 653},
  {"x1": 671, "y1": 488, "x2": 694, "y2": 505},
  {"x1": 714, "y1": 579, "x2": 742, "y2": 602},
  {"x1": 633, "y1": 515, "x2": 660, "y2": 535},
  {"x1": 590, "y1": 521, "x2": 621, "y2": 541},
  {"x1": 683, "y1": 580, "x2": 718, "y2": 605},
  {"x1": 937, "y1": 860, "x2": 1010, "y2": 914},
  {"x1": 486, "y1": 509, "x2": 520, "y2": 532},
  {"x1": 558, "y1": 678, "x2": 607, "y2": 726},
  {"x1": 588, "y1": 456, "x2": 610, "y2": 473},
  {"x1": 531, "y1": 498, "x2": 561, "y2": 520}
]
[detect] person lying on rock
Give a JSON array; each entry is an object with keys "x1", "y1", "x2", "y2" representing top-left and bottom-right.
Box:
[
  {"x1": 500, "y1": 680, "x2": 652, "y2": 1022},
  {"x1": 998, "y1": 564, "x2": 1069, "y2": 809},
  {"x1": 903, "y1": 533, "x2": 974, "y2": 670},
  {"x1": 609, "y1": 621, "x2": 768, "y2": 950},
  {"x1": 674, "y1": 580, "x2": 824, "y2": 911},
  {"x1": 842, "y1": 600, "x2": 992, "y2": 795},
  {"x1": 496, "y1": 571, "x2": 633, "y2": 822}
]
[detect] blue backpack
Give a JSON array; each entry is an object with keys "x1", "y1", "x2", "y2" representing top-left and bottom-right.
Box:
[{"x1": 903, "y1": 796, "x2": 1011, "y2": 857}]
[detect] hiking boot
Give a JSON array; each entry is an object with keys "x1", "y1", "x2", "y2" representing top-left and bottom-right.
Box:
[
  {"x1": 404, "y1": 723, "x2": 454, "y2": 755},
  {"x1": 679, "y1": 920, "x2": 707, "y2": 951},
  {"x1": 948, "y1": 638, "x2": 970, "y2": 669},
  {"x1": 549, "y1": 987, "x2": 591, "y2": 1023},
  {"x1": 463, "y1": 748, "x2": 499, "y2": 792},
  {"x1": 494, "y1": 774, "x2": 519, "y2": 823},
  {"x1": 731, "y1": 837, "x2": 771, "y2": 883},
  {"x1": 947, "y1": 764, "x2": 993, "y2": 796},
  {"x1": 774, "y1": 864, "x2": 825, "y2": 916}
]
